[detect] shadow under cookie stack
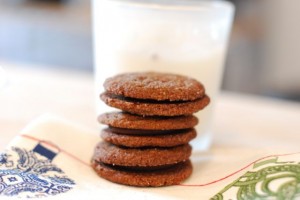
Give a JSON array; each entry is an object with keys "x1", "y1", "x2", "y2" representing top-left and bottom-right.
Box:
[{"x1": 91, "y1": 72, "x2": 210, "y2": 187}]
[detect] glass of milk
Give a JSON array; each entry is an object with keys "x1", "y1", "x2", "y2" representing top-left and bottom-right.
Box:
[
  {"x1": 92, "y1": 0, "x2": 234, "y2": 151},
  {"x1": 0, "y1": 66, "x2": 6, "y2": 91}
]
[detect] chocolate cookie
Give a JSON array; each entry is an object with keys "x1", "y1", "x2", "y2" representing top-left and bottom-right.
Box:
[
  {"x1": 100, "y1": 92, "x2": 210, "y2": 116},
  {"x1": 103, "y1": 72, "x2": 205, "y2": 101},
  {"x1": 101, "y1": 128, "x2": 197, "y2": 147},
  {"x1": 91, "y1": 159, "x2": 192, "y2": 187},
  {"x1": 93, "y1": 141, "x2": 192, "y2": 167},
  {"x1": 104, "y1": 127, "x2": 183, "y2": 135},
  {"x1": 98, "y1": 112, "x2": 198, "y2": 130}
]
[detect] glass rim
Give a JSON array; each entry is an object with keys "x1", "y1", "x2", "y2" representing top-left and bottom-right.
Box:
[{"x1": 102, "y1": 0, "x2": 234, "y2": 12}]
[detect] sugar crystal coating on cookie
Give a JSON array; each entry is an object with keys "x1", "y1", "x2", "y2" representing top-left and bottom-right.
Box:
[
  {"x1": 91, "y1": 159, "x2": 192, "y2": 187},
  {"x1": 93, "y1": 141, "x2": 192, "y2": 167},
  {"x1": 98, "y1": 112, "x2": 198, "y2": 130},
  {"x1": 103, "y1": 72, "x2": 205, "y2": 101},
  {"x1": 101, "y1": 128, "x2": 197, "y2": 147},
  {"x1": 100, "y1": 92, "x2": 210, "y2": 116},
  {"x1": 92, "y1": 71, "x2": 210, "y2": 187}
]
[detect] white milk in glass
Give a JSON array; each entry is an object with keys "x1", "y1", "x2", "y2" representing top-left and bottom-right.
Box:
[{"x1": 93, "y1": 0, "x2": 234, "y2": 150}]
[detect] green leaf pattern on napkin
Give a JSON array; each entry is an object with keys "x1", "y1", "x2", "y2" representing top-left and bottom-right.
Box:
[{"x1": 211, "y1": 157, "x2": 300, "y2": 200}]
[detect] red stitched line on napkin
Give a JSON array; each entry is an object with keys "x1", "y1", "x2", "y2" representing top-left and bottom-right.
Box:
[
  {"x1": 179, "y1": 151, "x2": 300, "y2": 187},
  {"x1": 20, "y1": 134, "x2": 90, "y2": 167}
]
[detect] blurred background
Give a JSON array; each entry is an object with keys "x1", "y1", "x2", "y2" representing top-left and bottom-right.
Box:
[{"x1": 0, "y1": 0, "x2": 300, "y2": 101}]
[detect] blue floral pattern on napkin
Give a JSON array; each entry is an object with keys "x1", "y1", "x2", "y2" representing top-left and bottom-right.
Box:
[{"x1": 0, "y1": 144, "x2": 75, "y2": 198}]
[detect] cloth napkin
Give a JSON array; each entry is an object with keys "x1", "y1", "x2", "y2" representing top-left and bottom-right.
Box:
[{"x1": 1, "y1": 114, "x2": 299, "y2": 200}]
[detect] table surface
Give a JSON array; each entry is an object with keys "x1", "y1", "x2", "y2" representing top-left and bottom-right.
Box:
[{"x1": 1, "y1": 61, "x2": 300, "y2": 153}]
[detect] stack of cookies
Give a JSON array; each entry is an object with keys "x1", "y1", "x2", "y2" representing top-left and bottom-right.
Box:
[{"x1": 91, "y1": 72, "x2": 210, "y2": 187}]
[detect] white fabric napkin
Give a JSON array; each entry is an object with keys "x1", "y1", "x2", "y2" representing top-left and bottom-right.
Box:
[{"x1": 1, "y1": 114, "x2": 300, "y2": 200}]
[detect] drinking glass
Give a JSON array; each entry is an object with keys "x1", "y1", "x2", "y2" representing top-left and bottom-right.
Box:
[
  {"x1": 92, "y1": 0, "x2": 234, "y2": 151},
  {"x1": 0, "y1": 66, "x2": 6, "y2": 91}
]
